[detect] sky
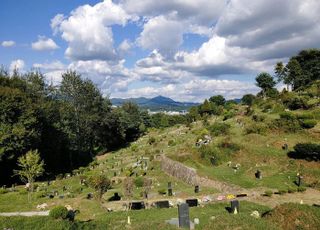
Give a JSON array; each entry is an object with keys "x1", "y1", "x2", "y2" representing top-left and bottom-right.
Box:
[{"x1": 1, "y1": 0, "x2": 319, "y2": 102}]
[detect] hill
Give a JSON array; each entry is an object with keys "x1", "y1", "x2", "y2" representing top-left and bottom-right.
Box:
[{"x1": 111, "y1": 95, "x2": 200, "y2": 111}]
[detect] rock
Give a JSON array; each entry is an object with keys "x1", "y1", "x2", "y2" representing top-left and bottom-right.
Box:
[
  {"x1": 65, "y1": 205, "x2": 73, "y2": 211},
  {"x1": 36, "y1": 203, "x2": 48, "y2": 210},
  {"x1": 194, "y1": 218, "x2": 200, "y2": 225},
  {"x1": 250, "y1": 210, "x2": 260, "y2": 218}
]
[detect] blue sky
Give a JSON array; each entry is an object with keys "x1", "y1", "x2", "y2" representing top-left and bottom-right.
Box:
[{"x1": 1, "y1": 0, "x2": 319, "y2": 101}]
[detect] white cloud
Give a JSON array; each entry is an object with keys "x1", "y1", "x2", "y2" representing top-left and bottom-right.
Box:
[
  {"x1": 52, "y1": 0, "x2": 135, "y2": 61},
  {"x1": 33, "y1": 60, "x2": 66, "y2": 70},
  {"x1": 31, "y1": 36, "x2": 59, "y2": 51},
  {"x1": 137, "y1": 15, "x2": 184, "y2": 56},
  {"x1": 9, "y1": 59, "x2": 25, "y2": 73},
  {"x1": 1, "y1": 40, "x2": 15, "y2": 47}
]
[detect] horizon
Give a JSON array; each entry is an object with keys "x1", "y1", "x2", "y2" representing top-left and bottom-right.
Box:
[{"x1": 1, "y1": 0, "x2": 319, "y2": 102}]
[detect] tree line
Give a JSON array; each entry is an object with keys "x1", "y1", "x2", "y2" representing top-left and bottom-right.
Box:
[{"x1": 0, "y1": 69, "x2": 188, "y2": 185}]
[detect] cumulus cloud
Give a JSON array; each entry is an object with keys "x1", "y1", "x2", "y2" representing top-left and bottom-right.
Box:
[
  {"x1": 33, "y1": 60, "x2": 66, "y2": 70},
  {"x1": 32, "y1": 36, "x2": 59, "y2": 51},
  {"x1": 1, "y1": 40, "x2": 15, "y2": 47},
  {"x1": 10, "y1": 59, "x2": 25, "y2": 73},
  {"x1": 51, "y1": 0, "x2": 135, "y2": 61}
]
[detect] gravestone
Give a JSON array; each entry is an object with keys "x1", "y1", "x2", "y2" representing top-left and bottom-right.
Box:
[
  {"x1": 186, "y1": 199, "x2": 198, "y2": 207},
  {"x1": 109, "y1": 192, "x2": 121, "y2": 201},
  {"x1": 282, "y1": 143, "x2": 288, "y2": 150},
  {"x1": 130, "y1": 201, "x2": 145, "y2": 210},
  {"x1": 255, "y1": 170, "x2": 262, "y2": 179},
  {"x1": 210, "y1": 157, "x2": 216, "y2": 166},
  {"x1": 230, "y1": 200, "x2": 239, "y2": 214},
  {"x1": 87, "y1": 193, "x2": 93, "y2": 199},
  {"x1": 53, "y1": 190, "x2": 59, "y2": 196},
  {"x1": 155, "y1": 200, "x2": 170, "y2": 208},
  {"x1": 168, "y1": 182, "x2": 173, "y2": 196},
  {"x1": 296, "y1": 174, "x2": 303, "y2": 187},
  {"x1": 114, "y1": 172, "x2": 117, "y2": 177},
  {"x1": 194, "y1": 185, "x2": 199, "y2": 193},
  {"x1": 178, "y1": 203, "x2": 190, "y2": 229},
  {"x1": 236, "y1": 194, "x2": 247, "y2": 198}
]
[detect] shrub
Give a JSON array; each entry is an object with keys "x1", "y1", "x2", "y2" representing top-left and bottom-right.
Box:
[
  {"x1": 168, "y1": 139, "x2": 176, "y2": 146},
  {"x1": 134, "y1": 177, "x2": 144, "y2": 188},
  {"x1": 288, "y1": 187, "x2": 297, "y2": 193},
  {"x1": 208, "y1": 122, "x2": 230, "y2": 136},
  {"x1": 148, "y1": 137, "x2": 156, "y2": 145},
  {"x1": 36, "y1": 191, "x2": 47, "y2": 198},
  {"x1": 223, "y1": 110, "x2": 236, "y2": 121},
  {"x1": 289, "y1": 143, "x2": 320, "y2": 161},
  {"x1": 246, "y1": 123, "x2": 267, "y2": 134},
  {"x1": 130, "y1": 144, "x2": 138, "y2": 152},
  {"x1": 252, "y1": 114, "x2": 266, "y2": 122},
  {"x1": 297, "y1": 187, "x2": 307, "y2": 192},
  {"x1": 158, "y1": 188, "x2": 166, "y2": 195},
  {"x1": 49, "y1": 206, "x2": 68, "y2": 220},
  {"x1": 0, "y1": 188, "x2": 8, "y2": 194},
  {"x1": 277, "y1": 189, "x2": 287, "y2": 195},
  {"x1": 88, "y1": 175, "x2": 111, "y2": 200},
  {"x1": 300, "y1": 119, "x2": 317, "y2": 129},
  {"x1": 18, "y1": 189, "x2": 28, "y2": 195},
  {"x1": 286, "y1": 97, "x2": 308, "y2": 110},
  {"x1": 264, "y1": 190, "x2": 273, "y2": 197}
]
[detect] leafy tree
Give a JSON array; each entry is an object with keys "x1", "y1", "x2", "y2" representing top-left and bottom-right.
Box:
[
  {"x1": 285, "y1": 58, "x2": 305, "y2": 90},
  {"x1": 255, "y1": 72, "x2": 276, "y2": 98},
  {"x1": 209, "y1": 95, "x2": 226, "y2": 106},
  {"x1": 88, "y1": 175, "x2": 111, "y2": 200},
  {"x1": 241, "y1": 94, "x2": 255, "y2": 106},
  {"x1": 14, "y1": 150, "x2": 44, "y2": 200}
]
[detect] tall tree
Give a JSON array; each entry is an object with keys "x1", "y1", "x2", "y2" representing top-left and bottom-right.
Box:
[
  {"x1": 209, "y1": 95, "x2": 226, "y2": 106},
  {"x1": 255, "y1": 72, "x2": 276, "y2": 98}
]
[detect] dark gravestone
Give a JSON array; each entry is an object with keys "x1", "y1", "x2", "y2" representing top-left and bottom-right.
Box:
[
  {"x1": 109, "y1": 192, "x2": 121, "y2": 201},
  {"x1": 186, "y1": 199, "x2": 198, "y2": 207},
  {"x1": 210, "y1": 157, "x2": 216, "y2": 166},
  {"x1": 155, "y1": 200, "x2": 170, "y2": 208},
  {"x1": 282, "y1": 143, "x2": 288, "y2": 150},
  {"x1": 87, "y1": 193, "x2": 93, "y2": 199},
  {"x1": 178, "y1": 203, "x2": 190, "y2": 229},
  {"x1": 130, "y1": 201, "x2": 145, "y2": 210},
  {"x1": 236, "y1": 194, "x2": 247, "y2": 198},
  {"x1": 48, "y1": 194, "x2": 54, "y2": 199},
  {"x1": 168, "y1": 182, "x2": 173, "y2": 196},
  {"x1": 255, "y1": 170, "x2": 262, "y2": 179},
  {"x1": 194, "y1": 185, "x2": 199, "y2": 193},
  {"x1": 114, "y1": 172, "x2": 117, "y2": 177},
  {"x1": 296, "y1": 175, "x2": 303, "y2": 187},
  {"x1": 230, "y1": 200, "x2": 239, "y2": 214}
]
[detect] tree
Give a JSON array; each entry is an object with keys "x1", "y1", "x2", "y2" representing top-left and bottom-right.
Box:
[
  {"x1": 88, "y1": 175, "x2": 111, "y2": 200},
  {"x1": 123, "y1": 177, "x2": 134, "y2": 209},
  {"x1": 14, "y1": 150, "x2": 44, "y2": 201},
  {"x1": 274, "y1": 62, "x2": 287, "y2": 84},
  {"x1": 241, "y1": 94, "x2": 255, "y2": 106},
  {"x1": 209, "y1": 95, "x2": 226, "y2": 106},
  {"x1": 255, "y1": 72, "x2": 276, "y2": 98},
  {"x1": 285, "y1": 58, "x2": 304, "y2": 90}
]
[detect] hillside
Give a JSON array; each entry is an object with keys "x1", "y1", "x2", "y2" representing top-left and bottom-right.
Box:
[{"x1": 111, "y1": 95, "x2": 200, "y2": 111}]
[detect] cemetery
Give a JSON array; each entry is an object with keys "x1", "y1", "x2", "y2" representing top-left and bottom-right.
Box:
[{"x1": 0, "y1": 113, "x2": 319, "y2": 229}]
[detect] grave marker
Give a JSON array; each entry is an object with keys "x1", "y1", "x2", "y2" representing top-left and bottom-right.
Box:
[
  {"x1": 194, "y1": 185, "x2": 199, "y2": 193},
  {"x1": 186, "y1": 199, "x2": 198, "y2": 207},
  {"x1": 230, "y1": 200, "x2": 239, "y2": 214},
  {"x1": 178, "y1": 203, "x2": 190, "y2": 229}
]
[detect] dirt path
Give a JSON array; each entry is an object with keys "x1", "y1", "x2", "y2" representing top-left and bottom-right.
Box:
[{"x1": 0, "y1": 211, "x2": 49, "y2": 217}]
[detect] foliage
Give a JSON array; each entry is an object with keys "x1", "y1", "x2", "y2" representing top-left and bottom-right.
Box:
[
  {"x1": 245, "y1": 123, "x2": 268, "y2": 135},
  {"x1": 148, "y1": 137, "x2": 156, "y2": 145},
  {"x1": 255, "y1": 72, "x2": 276, "y2": 97},
  {"x1": 134, "y1": 177, "x2": 144, "y2": 188},
  {"x1": 209, "y1": 95, "x2": 226, "y2": 106},
  {"x1": 300, "y1": 119, "x2": 317, "y2": 129},
  {"x1": 14, "y1": 150, "x2": 44, "y2": 192},
  {"x1": 49, "y1": 206, "x2": 69, "y2": 220},
  {"x1": 264, "y1": 190, "x2": 273, "y2": 197},
  {"x1": 88, "y1": 175, "x2": 111, "y2": 200},
  {"x1": 289, "y1": 143, "x2": 320, "y2": 161},
  {"x1": 241, "y1": 94, "x2": 255, "y2": 106},
  {"x1": 208, "y1": 122, "x2": 230, "y2": 136}
]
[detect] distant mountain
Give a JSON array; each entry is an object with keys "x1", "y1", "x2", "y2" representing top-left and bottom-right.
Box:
[{"x1": 111, "y1": 95, "x2": 199, "y2": 111}]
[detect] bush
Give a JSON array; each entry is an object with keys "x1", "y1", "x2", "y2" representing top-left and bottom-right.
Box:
[
  {"x1": 0, "y1": 188, "x2": 8, "y2": 194},
  {"x1": 148, "y1": 137, "x2": 156, "y2": 145},
  {"x1": 297, "y1": 187, "x2": 307, "y2": 192},
  {"x1": 277, "y1": 189, "x2": 287, "y2": 195},
  {"x1": 88, "y1": 175, "x2": 111, "y2": 199},
  {"x1": 288, "y1": 187, "x2": 297, "y2": 193},
  {"x1": 264, "y1": 190, "x2": 273, "y2": 197},
  {"x1": 18, "y1": 189, "x2": 28, "y2": 195},
  {"x1": 158, "y1": 188, "x2": 166, "y2": 195},
  {"x1": 168, "y1": 139, "x2": 176, "y2": 146},
  {"x1": 286, "y1": 96, "x2": 308, "y2": 110},
  {"x1": 134, "y1": 177, "x2": 144, "y2": 188},
  {"x1": 208, "y1": 122, "x2": 230, "y2": 136},
  {"x1": 246, "y1": 123, "x2": 267, "y2": 134},
  {"x1": 252, "y1": 114, "x2": 266, "y2": 122},
  {"x1": 49, "y1": 206, "x2": 68, "y2": 220},
  {"x1": 300, "y1": 119, "x2": 317, "y2": 129},
  {"x1": 289, "y1": 143, "x2": 320, "y2": 161}
]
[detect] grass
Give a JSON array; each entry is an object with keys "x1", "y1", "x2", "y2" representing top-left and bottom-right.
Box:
[{"x1": 0, "y1": 201, "x2": 277, "y2": 230}]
